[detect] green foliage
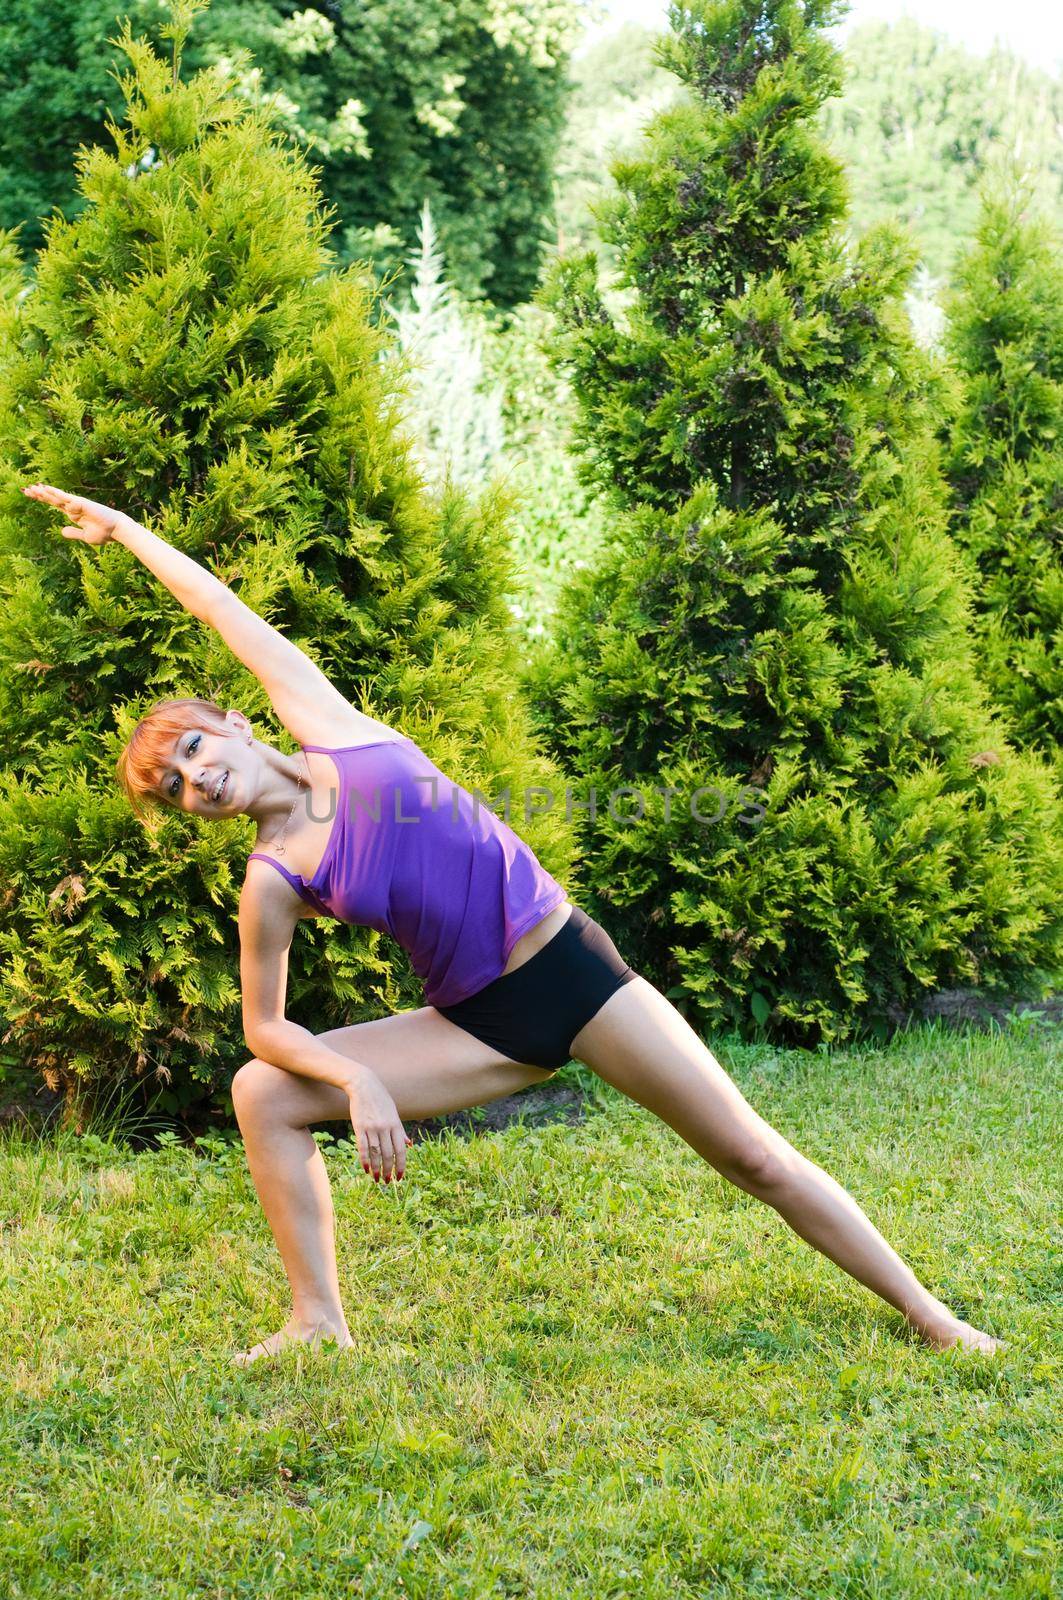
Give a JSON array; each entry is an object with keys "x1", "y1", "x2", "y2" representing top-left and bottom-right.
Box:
[
  {"x1": 382, "y1": 214, "x2": 612, "y2": 641},
  {"x1": 377, "y1": 213, "x2": 611, "y2": 640},
  {"x1": 821, "y1": 21, "x2": 1063, "y2": 282},
  {"x1": 529, "y1": 0, "x2": 1063, "y2": 1046},
  {"x1": 0, "y1": 6, "x2": 574, "y2": 1114},
  {"x1": 180, "y1": 0, "x2": 586, "y2": 307},
  {"x1": 0, "y1": 0, "x2": 585, "y2": 309},
  {"x1": 482, "y1": 302, "x2": 614, "y2": 641},
  {"x1": 0, "y1": 0, "x2": 159, "y2": 254},
  {"x1": 943, "y1": 193, "x2": 1063, "y2": 763}
]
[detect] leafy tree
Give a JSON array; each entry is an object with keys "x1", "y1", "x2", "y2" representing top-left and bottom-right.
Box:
[
  {"x1": 821, "y1": 21, "x2": 1063, "y2": 282},
  {"x1": 553, "y1": 22, "x2": 682, "y2": 268},
  {"x1": 554, "y1": 19, "x2": 1063, "y2": 291},
  {"x1": 0, "y1": 0, "x2": 158, "y2": 256},
  {"x1": 528, "y1": 0, "x2": 1063, "y2": 1046},
  {"x1": 943, "y1": 192, "x2": 1063, "y2": 762},
  {"x1": 0, "y1": 0, "x2": 585, "y2": 307},
  {"x1": 0, "y1": 2, "x2": 573, "y2": 1117}
]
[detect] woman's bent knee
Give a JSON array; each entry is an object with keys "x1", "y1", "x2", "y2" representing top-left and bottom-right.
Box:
[{"x1": 230, "y1": 1057, "x2": 289, "y2": 1121}]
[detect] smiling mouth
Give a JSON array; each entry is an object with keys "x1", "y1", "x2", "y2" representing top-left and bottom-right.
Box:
[{"x1": 211, "y1": 771, "x2": 229, "y2": 804}]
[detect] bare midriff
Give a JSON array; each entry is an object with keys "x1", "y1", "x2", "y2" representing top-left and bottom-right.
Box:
[{"x1": 500, "y1": 901, "x2": 573, "y2": 977}]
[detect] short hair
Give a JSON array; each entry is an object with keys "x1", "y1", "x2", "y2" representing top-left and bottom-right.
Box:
[{"x1": 116, "y1": 697, "x2": 234, "y2": 821}]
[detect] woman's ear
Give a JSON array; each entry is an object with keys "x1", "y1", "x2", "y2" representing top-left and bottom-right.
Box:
[{"x1": 224, "y1": 708, "x2": 253, "y2": 744}]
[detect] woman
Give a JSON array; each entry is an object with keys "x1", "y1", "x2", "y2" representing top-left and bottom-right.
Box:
[{"x1": 23, "y1": 482, "x2": 1003, "y2": 1364}]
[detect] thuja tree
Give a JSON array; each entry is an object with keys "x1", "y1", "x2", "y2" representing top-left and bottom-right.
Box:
[
  {"x1": 943, "y1": 193, "x2": 1063, "y2": 764},
  {"x1": 527, "y1": 0, "x2": 1063, "y2": 1045},
  {"x1": 0, "y1": 4, "x2": 574, "y2": 1115}
]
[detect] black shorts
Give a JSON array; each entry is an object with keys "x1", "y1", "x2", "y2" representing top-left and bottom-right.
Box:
[{"x1": 436, "y1": 905, "x2": 637, "y2": 1072}]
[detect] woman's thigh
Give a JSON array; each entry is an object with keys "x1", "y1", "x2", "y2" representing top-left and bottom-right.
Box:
[
  {"x1": 569, "y1": 975, "x2": 793, "y2": 1190},
  {"x1": 234, "y1": 1007, "x2": 555, "y2": 1128}
]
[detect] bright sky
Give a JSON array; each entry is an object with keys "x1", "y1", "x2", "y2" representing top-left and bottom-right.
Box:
[{"x1": 579, "y1": 0, "x2": 1063, "y2": 72}]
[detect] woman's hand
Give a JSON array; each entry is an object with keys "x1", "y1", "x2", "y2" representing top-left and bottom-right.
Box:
[
  {"x1": 346, "y1": 1066, "x2": 411, "y2": 1184},
  {"x1": 22, "y1": 483, "x2": 134, "y2": 547}
]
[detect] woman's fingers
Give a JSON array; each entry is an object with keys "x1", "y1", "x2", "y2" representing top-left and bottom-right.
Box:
[
  {"x1": 25, "y1": 485, "x2": 89, "y2": 526},
  {"x1": 24, "y1": 483, "x2": 76, "y2": 511},
  {"x1": 353, "y1": 1121, "x2": 408, "y2": 1183},
  {"x1": 373, "y1": 1127, "x2": 407, "y2": 1182},
  {"x1": 380, "y1": 1128, "x2": 401, "y2": 1183},
  {"x1": 359, "y1": 1126, "x2": 387, "y2": 1182}
]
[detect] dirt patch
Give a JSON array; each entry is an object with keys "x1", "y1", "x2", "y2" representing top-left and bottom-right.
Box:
[
  {"x1": 885, "y1": 988, "x2": 1063, "y2": 1033},
  {"x1": 405, "y1": 1081, "x2": 592, "y2": 1143},
  {"x1": 0, "y1": 1076, "x2": 63, "y2": 1134}
]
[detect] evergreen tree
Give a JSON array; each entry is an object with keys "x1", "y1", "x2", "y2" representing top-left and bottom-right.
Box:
[
  {"x1": 554, "y1": 19, "x2": 1063, "y2": 292},
  {"x1": 528, "y1": 0, "x2": 1063, "y2": 1045},
  {"x1": 0, "y1": 2, "x2": 573, "y2": 1115},
  {"x1": 384, "y1": 199, "x2": 506, "y2": 494},
  {"x1": 944, "y1": 193, "x2": 1063, "y2": 763}
]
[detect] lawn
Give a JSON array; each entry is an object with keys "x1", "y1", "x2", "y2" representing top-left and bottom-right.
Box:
[{"x1": 2, "y1": 1020, "x2": 1059, "y2": 1598}]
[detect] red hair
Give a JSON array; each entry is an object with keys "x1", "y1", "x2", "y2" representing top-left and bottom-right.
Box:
[{"x1": 116, "y1": 697, "x2": 233, "y2": 820}]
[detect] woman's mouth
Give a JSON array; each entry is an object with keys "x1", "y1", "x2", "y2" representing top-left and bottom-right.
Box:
[{"x1": 211, "y1": 771, "x2": 229, "y2": 804}]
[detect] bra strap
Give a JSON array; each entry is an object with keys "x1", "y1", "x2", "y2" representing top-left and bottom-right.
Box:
[{"x1": 247, "y1": 852, "x2": 305, "y2": 892}]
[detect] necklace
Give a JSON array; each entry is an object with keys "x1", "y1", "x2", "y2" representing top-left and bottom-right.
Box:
[{"x1": 258, "y1": 753, "x2": 310, "y2": 856}]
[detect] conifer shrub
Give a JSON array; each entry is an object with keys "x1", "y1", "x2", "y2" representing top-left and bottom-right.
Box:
[
  {"x1": 384, "y1": 199, "x2": 506, "y2": 496},
  {"x1": 0, "y1": 7, "x2": 573, "y2": 1117},
  {"x1": 944, "y1": 193, "x2": 1063, "y2": 764},
  {"x1": 527, "y1": 0, "x2": 1063, "y2": 1045}
]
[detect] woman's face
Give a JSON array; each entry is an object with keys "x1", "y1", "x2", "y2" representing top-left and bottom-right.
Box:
[{"x1": 157, "y1": 718, "x2": 259, "y2": 818}]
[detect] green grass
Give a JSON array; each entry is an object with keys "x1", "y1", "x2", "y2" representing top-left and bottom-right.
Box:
[{"x1": 2, "y1": 1021, "x2": 1060, "y2": 1598}]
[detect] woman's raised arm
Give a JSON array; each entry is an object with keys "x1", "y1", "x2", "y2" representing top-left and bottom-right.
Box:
[
  {"x1": 25, "y1": 483, "x2": 234, "y2": 617},
  {"x1": 22, "y1": 484, "x2": 371, "y2": 745}
]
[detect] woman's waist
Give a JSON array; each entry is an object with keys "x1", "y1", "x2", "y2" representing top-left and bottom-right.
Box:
[{"x1": 501, "y1": 900, "x2": 573, "y2": 976}]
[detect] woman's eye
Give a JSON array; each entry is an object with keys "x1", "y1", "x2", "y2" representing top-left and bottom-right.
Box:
[{"x1": 168, "y1": 732, "x2": 199, "y2": 796}]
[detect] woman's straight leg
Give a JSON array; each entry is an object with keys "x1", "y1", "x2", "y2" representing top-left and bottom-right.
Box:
[{"x1": 570, "y1": 976, "x2": 1002, "y2": 1352}]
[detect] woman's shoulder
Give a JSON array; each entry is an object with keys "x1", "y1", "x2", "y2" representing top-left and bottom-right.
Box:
[{"x1": 299, "y1": 709, "x2": 405, "y2": 750}]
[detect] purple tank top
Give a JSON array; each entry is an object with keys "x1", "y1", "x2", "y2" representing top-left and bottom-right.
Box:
[{"x1": 247, "y1": 736, "x2": 567, "y2": 1007}]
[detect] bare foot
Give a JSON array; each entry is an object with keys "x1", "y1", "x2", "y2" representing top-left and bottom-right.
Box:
[
  {"x1": 232, "y1": 1316, "x2": 354, "y2": 1367},
  {"x1": 912, "y1": 1314, "x2": 1006, "y2": 1354}
]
